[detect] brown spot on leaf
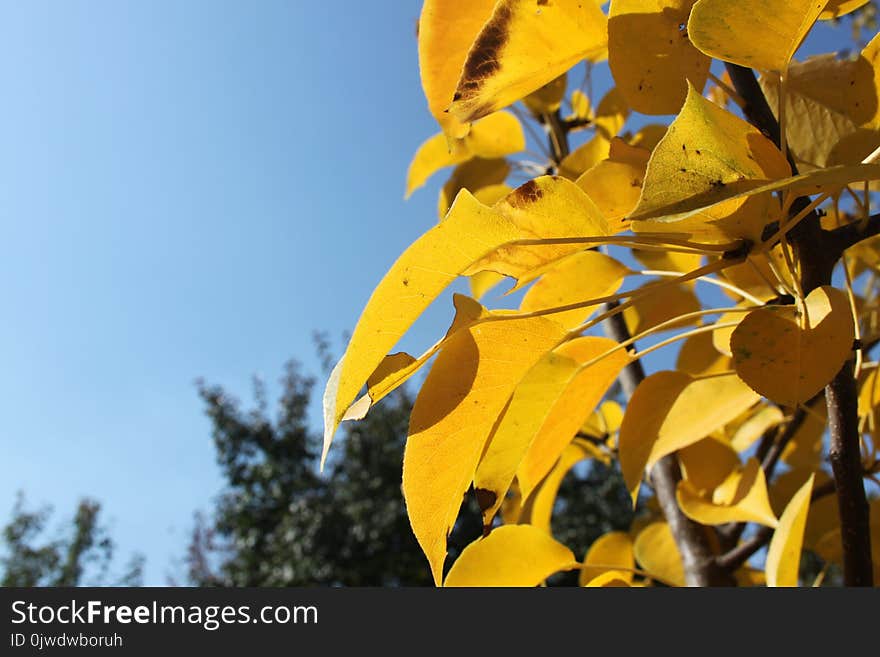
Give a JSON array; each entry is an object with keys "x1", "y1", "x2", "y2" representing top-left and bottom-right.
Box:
[
  {"x1": 510, "y1": 179, "x2": 544, "y2": 205},
  {"x1": 455, "y1": 3, "x2": 513, "y2": 102}
]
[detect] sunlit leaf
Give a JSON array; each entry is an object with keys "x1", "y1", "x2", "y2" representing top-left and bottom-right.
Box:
[
  {"x1": 766, "y1": 474, "x2": 814, "y2": 587},
  {"x1": 449, "y1": 0, "x2": 608, "y2": 124},
  {"x1": 523, "y1": 73, "x2": 568, "y2": 114},
  {"x1": 581, "y1": 400, "x2": 625, "y2": 441},
  {"x1": 576, "y1": 138, "x2": 650, "y2": 232},
  {"x1": 678, "y1": 437, "x2": 741, "y2": 493},
  {"x1": 520, "y1": 251, "x2": 630, "y2": 329},
  {"x1": 820, "y1": 0, "x2": 871, "y2": 18},
  {"x1": 469, "y1": 270, "x2": 508, "y2": 301},
  {"x1": 609, "y1": 0, "x2": 711, "y2": 115},
  {"x1": 594, "y1": 87, "x2": 631, "y2": 140},
  {"x1": 676, "y1": 331, "x2": 732, "y2": 377},
  {"x1": 583, "y1": 571, "x2": 632, "y2": 587},
  {"x1": 633, "y1": 521, "x2": 685, "y2": 586},
  {"x1": 623, "y1": 282, "x2": 701, "y2": 336},
  {"x1": 729, "y1": 405, "x2": 785, "y2": 452},
  {"x1": 444, "y1": 525, "x2": 576, "y2": 587},
  {"x1": 629, "y1": 84, "x2": 790, "y2": 230},
  {"x1": 688, "y1": 0, "x2": 829, "y2": 73},
  {"x1": 405, "y1": 311, "x2": 568, "y2": 584},
  {"x1": 417, "y1": 0, "x2": 499, "y2": 137},
  {"x1": 579, "y1": 531, "x2": 635, "y2": 585},
  {"x1": 619, "y1": 371, "x2": 759, "y2": 500},
  {"x1": 731, "y1": 286, "x2": 854, "y2": 406},
  {"x1": 439, "y1": 158, "x2": 511, "y2": 219},
  {"x1": 559, "y1": 134, "x2": 611, "y2": 180}
]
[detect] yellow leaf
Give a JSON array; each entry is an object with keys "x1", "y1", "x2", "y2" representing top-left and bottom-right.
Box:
[
  {"x1": 475, "y1": 337, "x2": 627, "y2": 523},
  {"x1": 633, "y1": 521, "x2": 685, "y2": 586},
  {"x1": 581, "y1": 400, "x2": 625, "y2": 440},
  {"x1": 519, "y1": 441, "x2": 597, "y2": 534},
  {"x1": 676, "y1": 331, "x2": 732, "y2": 377},
  {"x1": 576, "y1": 138, "x2": 650, "y2": 233},
  {"x1": 558, "y1": 134, "x2": 612, "y2": 180},
  {"x1": 711, "y1": 306, "x2": 749, "y2": 357},
  {"x1": 859, "y1": 366, "x2": 880, "y2": 416},
  {"x1": 632, "y1": 249, "x2": 703, "y2": 277},
  {"x1": 629, "y1": 83, "x2": 790, "y2": 229},
  {"x1": 516, "y1": 339, "x2": 631, "y2": 499},
  {"x1": 322, "y1": 193, "x2": 515, "y2": 457},
  {"x1": 619, "y1": 371, "x2": 759, "y2": 500},
  {"x1": 820, "y1": 0, "x2": 870, "y2": 18},
  {"x1": 449, "y1": 0, "x2": 608, "y2": 124},
  {"x1": 781, "y1": 401, "x2": 826, "y2": 469},
  {"x1": 579, "y1": 531, "x2": 635, "y2": 585},
  {"x1": 583, "y1": 571, "x2": 632, "y2": 587},
  {"x1": 629, "y1": 124, "x2": 668, "y2": 151},
  {"x1": 568, "y1": 89, "x2": 592, "y2": 123},
  {"x1": 688, "y1": 0, "x2": 829, "y2": 73},
  {"x1": 719, "y1": 250, "x2": 795, "y2": 302},
  {"x1": 520, "y1": 251, "x2": 630, "y2": 329},
  {"x1": 464, "y1": 176, "x2": 611, "y2": 285},
  {"x1": 594, "y1": 87, "x2": 630, "y2": 140},
  {"x1": 766, "y1": 474, "x2": 814, "y2": 587},
  {"x1": 417, "y1": 0, "x2": 499, "y2": 137},
  {"x1": 770, "y1": 468, "x2": 838, "y2": 549},
  {"x1": 678, "y1": 437, "x2": 741, "y2": 493},
  {"x1": 438, "y1": 158, "x2": 510, "y2": 219},
  {"x1": 609, "y1": 0, "x2": 711, "y2": 115},
  {"x1": 406, "y1": 112, "x2": 524, "y2": 197},
  {"x1": 405, "y1": 312, "x2": 568, "y2": 585},
  {"x1": 623, "y1": 283, "x2": 701, "y2": 337},
  {"x1": 677, "y1": 458, "x2": 778, "y2": 527},
  {"x1": 759, "y1": 39, "x2": 880, "y2": 168},
  {"x1": 729, "y1": 405, "x2": 785, "y2": 452},
  {"x1": 444, "y1": 525, "x2": 576, "y2": 587},
  {"x1": 523, "y1": 73, "x2": 568, "y2": 114},
  {"x1": 731, "y1": 286, "x2": 854, "y2": 406},
  {"x1": 469, "y1": 270, "x2": 507, "y2": 301}
]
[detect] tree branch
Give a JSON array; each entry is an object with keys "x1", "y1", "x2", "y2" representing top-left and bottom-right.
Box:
[{"x1": 723, "y1": 64, "x2": 873, "y2": 585}]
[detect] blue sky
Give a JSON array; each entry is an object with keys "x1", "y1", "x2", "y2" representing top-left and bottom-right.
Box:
[{"x1": 0, "y1": 2, "x2": 864, "y2": 585}]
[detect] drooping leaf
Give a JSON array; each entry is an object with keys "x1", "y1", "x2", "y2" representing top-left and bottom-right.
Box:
[
  {"x1": 820, "y1": 0, "x2": 871, "y2": 18},
  {"x1": 688, "y1": 0, "x2": 829, "y2": 73},
  {"x1": 581, "y1": 400, "x2": 624, "y2": 441},
  {"x1": 406, "y1": 112, "x2": 524, "y2": 197},
  {"x1": 677, "y1": 457, "x2": 778, "y2": 526},
  {"x1": 633, "y1": 521, "x2": 685, "y2": 586},
  {"x1": 678, "y1": 437, "x2": 741, "y2": 493},
  {"x1": 676, "y1": 331, "x2": 733, "y2": 377},
  {"x1": 520, "y1": 441, "x2": 600, "y2": 534},
  {"x1": 469, "y1": 270, "x2": 508, "y2": 301},
  {"x1": 444, "y1": 525, "x2": 576, "y2": 587},
  {"x1": 449, "y1": 0, "x2": 608, "y2": 124},
  {"x1": 474, "y1": 337, "x2": 628, "y2": 523},
  {"x1": 629, "y1": 83, "x2": 790, "y2": 229},
  {"x1": 520, "y1": 251, "x2": 630, "y2": 329},
  {"x1": 731, "y1": 285, "x2": 854, "y2": 406},
  {"x1": 417, "y1": 0, "x2": 499, "y2": 137},
  {"x1": 729, "y1": 405, "x2": 785, "y2": 452},
  {"x1": 766, "y1": 474, "x2": 814, "y2": 587},
  {"x1": 619, "y1": 371, "x2": 759, "y2": 500},
  {"x1": 632, "y1": 249, "x2": 703, "y2": 277},
  {"x1": 579, "y1": 531, "x2": 635, "y2": 585},
  {"x1": 523, "y1": 73, "x2": 568, "y2": 115},
  {"x1": 559, "y1": 135, "x2": 612, "y2": 179},
  {"x1": 609, "y1": 0, "x2": 711, "y2": 115},
  {"x1": 593, "y1": 87, "x2": 631, "y2": 140},
  {"x1": 583, "y1": 571, "x2": 632, "y2": 587},
  {"x1": 781, "y1": 401, "x2": 826, "y2": 469},
  {"x1": 405, "y1": 312, "x2": 568, "y2": 585}
]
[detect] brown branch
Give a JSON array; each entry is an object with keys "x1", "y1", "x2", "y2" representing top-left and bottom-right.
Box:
[
  {"x1": 603, "y1": 307, "x2": 736, "y2": 586},
  {"x1": 725, "y1": 64, "x2": 874, "y2": 587}
]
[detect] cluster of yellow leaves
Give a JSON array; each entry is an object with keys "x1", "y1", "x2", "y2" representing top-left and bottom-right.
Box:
[{"x1": 325, "y1": 0, "x2": 880, "y2": 586}]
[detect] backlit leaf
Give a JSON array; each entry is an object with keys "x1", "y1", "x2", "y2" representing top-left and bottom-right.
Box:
[
  {"x1": 523, "y1": 73, "x2": 568, "y2": 114},
  {"x1": 444, "y1": 525, "x2": 576, "y2": 587},
  {"x1": 766, "y1": 474, "x2": 814, "y2": 587},
  {"x1": 583, "y1": 571, "x2": 632, "y2": 587},
  {"x1": 579, "y1": 531, "x2": 635, "y2": 585},
  {"x1": 623, "y1": 282, "x2": 701, "y2": 337},
  {"x1": 609, "y1": 0, "x2": 711, "y2": 115},
  {"x1": 676, "y1": 457, "x2": 778, "y2": 526},
  {"x1": 676, "y1": 331, "x2": 732, "y2": 377},
  {"x1": 729, "y1": 405, "x2": 785, "y2": 452},
  {"x1": 678, "y1": 437, "x2": 741, "y2": 493},
  {"x1": 731, "y1": 285, "x2": 854, "y2": 406},
  {"x1": 405, "y1": 312, "x2": 568, "y2": 584},
  {"x1": 449, "y1": 0, "x2": 608, "y2": 124},
  {"x1": 576, "y1": 138, "x2": 650, "y2": 232},
  {"x1": 406, "y1": 112, "x2": 524, "y2": 197},
  {"x1": 559, "y1": 135, "x2": 611, "y2": 180},
  {"x1": 520, "y1": 251, "x2": 630, "y2": 329},
  {"x1": 633, "y1": 521, "x2": 685, "y2": 586},
  {"x1": 594, "y1": 87, "x2": 630, "y2": 140},
  {"x1": 820, "y1": 0, "x2": 870, "y2": 18},
  {"x1": 438, "y1": 158, "x2": 510, "y2": 219},
  {"x1": 688, "y1": 0, "x2": 829, "y2": 73},
  {"x1": 619, "y1": 371, "x2": 759, "y2": 500},
  {"x1": 630, "y1": 84, "x2": 790, "y2": 227}
]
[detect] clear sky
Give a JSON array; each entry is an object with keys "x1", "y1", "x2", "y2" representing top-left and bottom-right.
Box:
[{"x1": 0, "y1": 2, "x2": 862, "y2": 585}]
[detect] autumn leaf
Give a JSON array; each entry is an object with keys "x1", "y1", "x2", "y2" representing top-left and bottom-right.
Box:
[
  {"x1": 766, "y1": 474, "x2": 814, "y2": 587},
  {"x1": 731, "y1": 286, "x2": 854, "y2": 406},
  {"x1": 633, "y1": 521, "x2": 685, "y2": 586},
  {"x1": 579, "y1": 531, "x2": 635, "y2": 585},
  {"x1": 449, "y1": 0, "x2": 608, "y2": 124},
  {"x1": 444, "y1": 525, "x2": 577, "y2": 587},
  {"x1": 609, "y1": 0, "x2": 710, "y2": 115}
]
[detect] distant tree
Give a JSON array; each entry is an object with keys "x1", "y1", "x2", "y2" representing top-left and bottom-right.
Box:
[
  {"x1": 188, "y1": 359, "x2": 634, "y2": 586},
  {"x1": 0, "y1": 493, "x2": 143, "y2": 587}
]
